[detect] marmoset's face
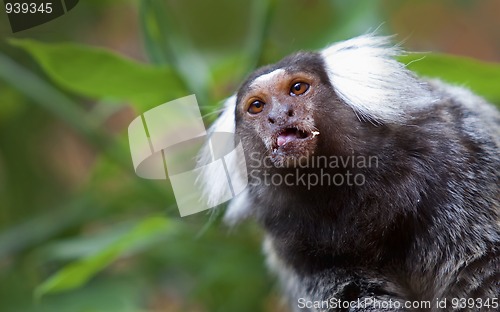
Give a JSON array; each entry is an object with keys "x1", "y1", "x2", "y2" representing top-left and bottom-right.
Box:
[{"x1": 235, "y1": 53, "x2": 335, "y2": 167}]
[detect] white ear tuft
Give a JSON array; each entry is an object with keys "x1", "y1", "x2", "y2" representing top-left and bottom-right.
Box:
[
  {"x1": 320, "y1": 35, "x2": 437, "y2": 124},
  {"x1": 197, "y1": 96, "x2": 236, "y2": 207},
  {"x1": 208, "y1": 95, "x2": 237, "y2": 134},
  {"x1": 223, "y1": 189, "x2": 252, "y2": 225},
  {"x1": 196, "y1": 96, "x2": 253, "y2": 223}
]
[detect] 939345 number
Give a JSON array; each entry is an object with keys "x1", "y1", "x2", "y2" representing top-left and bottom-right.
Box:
[
  {"x1": 451, "y1": 297, "x2": 499, "y2": 309},
  {"x1": 5, "y1": 2, "x2": 53, "y2": 14}
]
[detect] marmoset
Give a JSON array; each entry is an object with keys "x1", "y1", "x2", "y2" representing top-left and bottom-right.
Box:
[{"x1": 199, "y1": 35, "x2": 500, "y2": 311}]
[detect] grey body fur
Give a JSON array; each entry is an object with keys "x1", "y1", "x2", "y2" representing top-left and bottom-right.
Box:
[
  {"x1": 199, "y1": 36, "x2": 500, "y2": 311},
  {"x1": 264, "y1": 79, "x2": 500, "y2": 312}
]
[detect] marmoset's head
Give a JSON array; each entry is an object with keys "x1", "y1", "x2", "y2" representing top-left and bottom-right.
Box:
[
  {"x1": 235, "y1": 52, "x2": 335, "y2": 167},
  {"x1": 232, "y1": 36, "x2": 436, "y2": 168}
]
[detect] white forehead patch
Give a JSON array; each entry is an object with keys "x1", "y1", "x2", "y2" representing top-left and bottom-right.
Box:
[{"x1": 250, "y1": 68, "x2": 286, "y2": 88}]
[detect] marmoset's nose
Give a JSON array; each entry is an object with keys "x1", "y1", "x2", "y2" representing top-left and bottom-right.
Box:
[{"x1": 268, "y1": 104, "x2": 295, "y2": 125}]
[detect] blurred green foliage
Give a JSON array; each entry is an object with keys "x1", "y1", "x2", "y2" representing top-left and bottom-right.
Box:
[
  {"x1": 0, "y1": 1, "x2": 499, "y2": 312},
  {"x1": 9, "y1": 39, "x2": 187, "y2": 108},
  {"x1": 401, "y1": 53, "x2": 500, "y2": 104}
]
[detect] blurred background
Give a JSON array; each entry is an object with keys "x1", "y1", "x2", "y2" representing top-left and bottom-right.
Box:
[{"x1": 0, "y1": 0, "x2": 499, "y2": 311}]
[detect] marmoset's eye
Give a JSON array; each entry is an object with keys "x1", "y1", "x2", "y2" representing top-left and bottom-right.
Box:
[
  {"x1": 248, "y1": 100, "x2": 265, "y2": 114},
  {"x1": 290, "y1": 82, "x2": 310, "y2": 96}
]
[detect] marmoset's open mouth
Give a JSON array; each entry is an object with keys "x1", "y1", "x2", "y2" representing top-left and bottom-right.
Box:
[
  {"x1": 269, "y1": 125, "x2": 319, "y2": 166},
  {"x1": 276, "y1": 127, "x2": 309, "y2": 147}
]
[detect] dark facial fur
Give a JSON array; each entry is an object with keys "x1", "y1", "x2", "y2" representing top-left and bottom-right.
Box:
[{"x1": 206, "y1": 36, "x2": 500, "y2": 311}]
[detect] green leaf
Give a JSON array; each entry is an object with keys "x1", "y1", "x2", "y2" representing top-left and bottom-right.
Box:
[
  {"x1": 0, "y1": 53, "x2": 167, "y2": 201},
  {"x1": 400, "y1": 53, "x2": 500, "y2": 104},
  {"x1": 8, "y1": 39, "x2": 187, "y2": 109},
  {"x1": 34, "y1": 216, "x2": 173, "y2": 299}
]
